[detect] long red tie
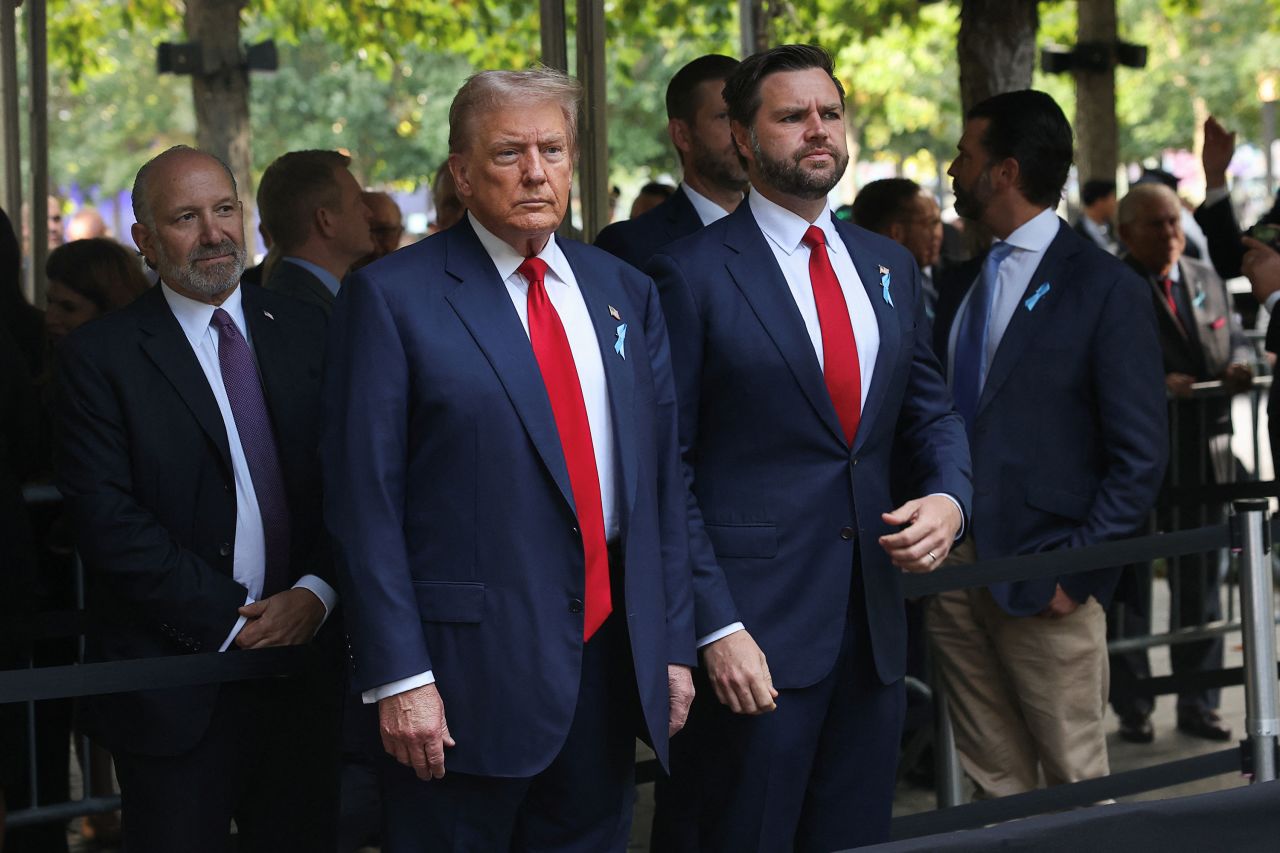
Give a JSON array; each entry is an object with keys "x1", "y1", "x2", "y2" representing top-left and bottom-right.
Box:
[
  {"x1": 802, "y1": 225, "x2": 861, "y2": 445},
  {"x1": 519, "y1": 257, "x2": 612, "y2": 641}
]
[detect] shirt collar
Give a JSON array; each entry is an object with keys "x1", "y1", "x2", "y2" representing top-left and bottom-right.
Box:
[
  {"x1": 1000, "y1": 206, "x2": 1059, "y2": 254},
  {"x1": 748, "y1": 189, "x2": 841, "y2": 259},
  {"x1": 283, "y1": 256, "x2": 342, "y2": 297},
  {"x1": 468, "y1": 211, "x2": 571, "y2": 286},
  {"x1": 681, "y1": 183, "x2": 736, "y2": 226},
  {"x1": 161, "y1": 280, "x2": 247, "y2": 349}
]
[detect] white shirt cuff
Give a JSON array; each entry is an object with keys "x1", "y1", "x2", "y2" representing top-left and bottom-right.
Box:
[
  {"x1": 928, "y1": 492, "x2": 966, "y2": 540},
  {"x1": 697, "y1": 622, "x2": 745, "y2": 648},
  {"x1": 1266, "y1": 291, "x2": 1280, "y2": 315},
  {"x1": 218, "y1": 593, "x2": 253, "y2": 652},
  {"x1": 1204, "y1": 185, "x2": 1231, "y2": 207},
  {"x1": 362, "y1": 670, "x2": 437, "y2": 704},
  {"x1": 294, "y1": 574, "x2": 338, "y2": 624}
]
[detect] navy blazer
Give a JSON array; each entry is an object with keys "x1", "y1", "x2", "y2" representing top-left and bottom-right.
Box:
[
  {"x1": 933, "y1": 219, "x2": 1168, "y2": 615},
  {"x1": 55, "y1": 283, "x2": 334, "y2": 755},
  {"x1": 322, "y1": 218, "x2": 694, "y2": 776},
  {"x1": 595, "y1": 185, "x2": 704, "y2": 270},
  {"x1": 647, "y1": 202, "x2": 972, "y2": 689},
  {"x1": 265, "y1": 258, "x2": 336, "y2": 316}
]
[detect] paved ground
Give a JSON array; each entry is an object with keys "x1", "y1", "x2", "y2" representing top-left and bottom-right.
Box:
[{"x1": 57, "y1": 576, "x2": 1270, "y2": 852}]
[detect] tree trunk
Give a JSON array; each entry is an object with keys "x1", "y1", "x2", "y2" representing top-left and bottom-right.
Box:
[
  {"x1": 185, "y1": 0, "x2": 252, "y2": 210},
  {"x1": 1075, "y1": 0, "x2": 1118, "y2": 185},
  {"x1": 957, "y1": 0, "x2": 1039, "y2": 112}
]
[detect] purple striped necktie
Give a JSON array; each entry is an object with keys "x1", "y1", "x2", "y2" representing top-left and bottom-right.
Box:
[{"x1": 211, "y1": 308, "x2": 291, "y2": 597}]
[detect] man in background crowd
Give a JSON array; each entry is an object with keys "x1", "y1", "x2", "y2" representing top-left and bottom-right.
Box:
[
  {"x1": 1110, "y1": 181, "x2": 1250, "y2": 744},
  {"x1": 596, "y1": 54, "x2": 747, "y2": 269},
  {"x1": 851, "y1": 178, "x2": 944, "y2": 316},
  {"x1": 259, "y1": 150, "x2": 373, "y2": 315},
  {"x1": 1074, "y1": 179, "x2": 1118, "y2": 254}
]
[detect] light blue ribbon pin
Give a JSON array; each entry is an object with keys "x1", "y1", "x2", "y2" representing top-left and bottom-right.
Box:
[
  {"x1": 1193, "y1": 290, "x2": 1207, "y2": 308},
  {"x1": 615, "y1": 323, "x2": 627, "y2": 359},
  {"x1": 1024, "y1": 282, "x2": 1051, "y2": 311},
  {"x1": 878, "y1": 265, "x2": 893, "y2": 307}
]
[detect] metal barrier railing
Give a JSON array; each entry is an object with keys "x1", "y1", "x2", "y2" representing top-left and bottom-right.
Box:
[{"x1": 3, "y1": 375, "x2": 1278, "y2": 841}]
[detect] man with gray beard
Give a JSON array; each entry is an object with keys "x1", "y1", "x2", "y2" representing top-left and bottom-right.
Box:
[
  {"x1": 646, "y1": 45, "x2": 970, "y2": 850},
  {"x1": 54, "y1": 146, "x2": 342, "y2": 853}
]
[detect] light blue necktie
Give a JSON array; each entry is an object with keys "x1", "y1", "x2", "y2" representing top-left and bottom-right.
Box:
[{"x1": 952, "y1": 241, "x2": 1014, "y2": 433}]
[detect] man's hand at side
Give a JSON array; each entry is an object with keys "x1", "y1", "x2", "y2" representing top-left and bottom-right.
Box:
[
  {"x1": 879, "y1": 495, "x2": 964, "y2": 572},
  {"x1": 1165, "y1": 372, "x2": 1196, "y2": 399},
  {"x1": 668, "y1": 664, "x2": 695, "y2": 736},
  {"x1": 234, "y1": 587, "x2": 325, "y2": 648},
  {"x1": 1039, "y1": 584, "x2": 1080, "y2": 619},
  {"x1": 701, "y1": 630, "x2": 777, "y2": 715},
  {"x1": 378, "y1": 683, "x2": 456, "y2": 781}
]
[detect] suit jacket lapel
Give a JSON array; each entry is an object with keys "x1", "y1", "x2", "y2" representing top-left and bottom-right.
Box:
[
  {"x1": 441, "y1": 221, "x2": 577, "y2": 513},
  {"x1": 136, "y1": 286, "x2": 233, "y2": 471},
  {"x1": 241, "y1": 286, "x2": 303, "y2": 460},
  {"x1": 836, "y1": 222, "x2": 901, "y2": 454},
  {"x1": 722, "y1": 205, "x2": 847, "y2": 448},
  {"x1": 979, "y1": 220, "x2": 1076, "y2": 414},
  {"x1": 665, "y1": 187, "x2": 702, "y2": 242},
  {"x1": 562, "y1": 241, "x2": 639, "y2": 518}
]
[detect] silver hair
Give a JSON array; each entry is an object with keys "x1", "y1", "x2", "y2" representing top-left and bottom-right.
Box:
[
  {"x1": 131, "y1": 145, "x2": 238, "y2": 228},
  {"x1": 1118, "y1": 182, "x2": 1179, "y2": 227},
  {"x1": 448, "y1": 68, "x2": 582, "y2": 155}
]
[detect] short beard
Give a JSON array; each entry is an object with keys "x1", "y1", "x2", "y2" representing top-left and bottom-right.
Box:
[
  {"x1": 691, "y1": 138, "x2": 749, "y2": 195},
  {"x1": 157, "y1": 239, "x2": 246, "y2": 298},
  {"x1": 749, "y1": 127, "x2": 847, "y2": 201},
  {"x1": 953, "y1": 169, "x2": 993, "y2": 222}
]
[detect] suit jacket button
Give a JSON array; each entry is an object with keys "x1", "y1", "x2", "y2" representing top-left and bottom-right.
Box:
[
  {"x1": 839, "y1": 526, "x2": 855, "y2": 540},
  {"x1": 219, "y1": 542, "x2": 232, "y2": 557},
  {"x1": 569, "y1": 598, "x2": 584, "y2": 614}
]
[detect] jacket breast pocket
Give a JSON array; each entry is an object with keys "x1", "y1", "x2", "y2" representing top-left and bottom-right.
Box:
[
  {"x1": 413, "y1": 581, "x2": 486, "y2": 623},
  {"x1": 704, "y1": 523, "x2": 778, "y2": 559},
  {"x1": 1025, "y1": 483, "x2": 1092, "y2": 523}
]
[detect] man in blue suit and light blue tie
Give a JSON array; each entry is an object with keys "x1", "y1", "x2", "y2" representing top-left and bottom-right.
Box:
[
  {"x1": 929, "y1": 90, "x2": 1167, "y2": 799},
  {"x1": 647, "y1": 45, "x2": 972, "y2": 850},
  {"x1": 595, "y1": 54, "x2": 748, "y2": 270},
  {"x1": 322, "y1": 68, "x2": 695, "y2": 851}
]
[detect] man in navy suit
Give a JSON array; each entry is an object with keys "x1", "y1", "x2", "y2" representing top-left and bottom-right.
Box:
[
  {"x1": 259, "y1": 149, "x2": 373, "y2": 316},
  {"x1": 647, "y1": 45, "x2": 971, "y2": 850},
  {"x1": 929, "y1": 90, "x2": 1166, "y2": 798},
  {"x1": 322, "y1": 68, "x2": 695, "y2": 851},
  {"x1": 595, "y1": 54, "x2": 747, "y2": 270}
]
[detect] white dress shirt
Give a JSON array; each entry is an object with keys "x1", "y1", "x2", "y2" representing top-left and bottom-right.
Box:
[
  {"x1": 363, "y1": 213, "x2": 618, "y2": 703},
  {"x1": 161, "y1": 283, "x2": 337, "y2": 652},
  {"x1": 699, "y1": 193, "x2": 882, "y2": 649},
  {"x1": 948, "y1": 207, "x2": 1059, "y2": 387},
  {"x1": 682, "y1": 183, "x2": 737, "y2": 227},
  {"x1": 698, "y1": 192, "x2": 962, "y2": 649}
]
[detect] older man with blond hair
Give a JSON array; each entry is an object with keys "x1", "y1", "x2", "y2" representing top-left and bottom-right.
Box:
[{"x1": 323, "y1": 68, "x2": 695, "y2": 851}]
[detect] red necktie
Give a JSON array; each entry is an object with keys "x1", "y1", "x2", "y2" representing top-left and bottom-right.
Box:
[
  {"x1": 519, "y1": 257, "x2": 612, "y2": 641},
  {"x1": 802, "y1": 226, "x2": 861, "y2": 445},
  {"x1": 1161, "y1": 277, "x2": 1187, "y2": 335}
]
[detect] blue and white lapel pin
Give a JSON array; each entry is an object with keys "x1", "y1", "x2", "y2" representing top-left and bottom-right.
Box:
[
  {"x1": 609, "y1": 305, "x2": 627, "y2": 359},
  {"x1": 878, "y1": 265, "x2": 893, "y2": 307},
  {"x1": 1024, "y1": 282, "x2": 1051, "y2": 311}
]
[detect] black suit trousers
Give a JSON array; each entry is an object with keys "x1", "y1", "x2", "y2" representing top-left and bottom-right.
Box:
[{"x1": 113, "y1": 668, "x2": 342, "y2": 853}]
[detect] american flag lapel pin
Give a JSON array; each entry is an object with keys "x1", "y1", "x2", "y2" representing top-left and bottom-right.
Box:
[{"x1": 608, "y1": 304, "x2": 621, "y2": 321}]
